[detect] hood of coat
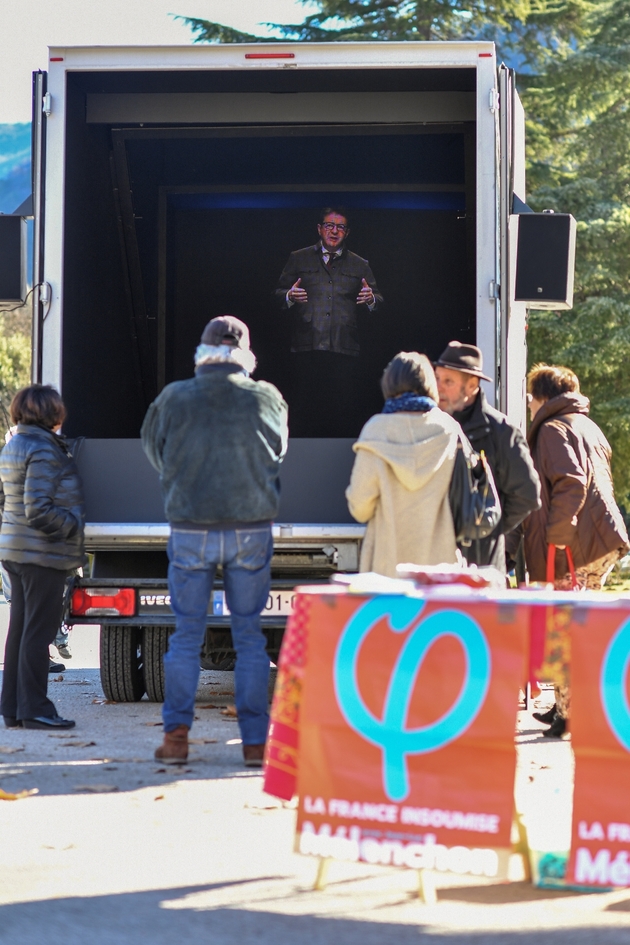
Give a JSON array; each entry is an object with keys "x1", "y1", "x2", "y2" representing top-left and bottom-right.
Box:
[
  {"x1": 528, "y1": 392, "x2": 590, "y2": 447},
  {"x1": 353, "y1": 410, "x2": 459, "y2": 491}
]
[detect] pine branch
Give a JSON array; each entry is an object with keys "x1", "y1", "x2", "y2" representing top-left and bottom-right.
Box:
[{"x1": 176, "y1": 17, "x2": 275, "y2": 44}]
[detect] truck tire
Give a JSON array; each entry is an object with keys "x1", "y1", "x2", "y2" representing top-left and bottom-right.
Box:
[
  {"x1": 142, "y1": 626, "x2": 170, "y2": 702},
  {"x1": 208, "y1": 652, "x2": 236, "y2": 672},
  {"x1": 99, "y1": 626, "x2": 145, "y2": 702}
]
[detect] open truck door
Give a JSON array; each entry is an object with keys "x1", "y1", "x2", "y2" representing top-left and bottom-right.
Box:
[
  {"x1": 498, "y1": 64, "x2": 528, "y2": 428},
  {"x1": 500, "y1": 64, "x2": 577, "y2": 429},
  {"x1": 31, "y1": 70, "x2": 48, "y2": 383}
]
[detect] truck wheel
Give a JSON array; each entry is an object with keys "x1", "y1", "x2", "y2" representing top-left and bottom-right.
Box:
[
  {"x1": 208, "y1": 651, "x2": 236, "y2": 672},
  {"x1": 142, "y1": 627, "x2": 170, "y2": 702},
  {"x1": 99, "y1": 626, "x2": 145, "y2": 702}
]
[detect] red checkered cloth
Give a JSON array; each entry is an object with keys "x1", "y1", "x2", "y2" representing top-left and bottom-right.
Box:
[{"x1": 263, "y1": 594, "x2": 311, "y2": 800}]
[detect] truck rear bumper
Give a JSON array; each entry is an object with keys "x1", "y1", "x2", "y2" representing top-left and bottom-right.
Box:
[
  {"x1": 71, "y1": 524, "x2": 363, "y2": 629},
  {"x1": 65, "y1": 575, "x2": 325, "y2": 628},
  {"x1": 84, "y1": 522, "x2": 365, "y2": 551}
]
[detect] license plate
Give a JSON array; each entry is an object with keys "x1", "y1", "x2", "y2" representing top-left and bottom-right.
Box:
[{"x1": 212, "y1": 590, "x2": 295, "y2": 617}]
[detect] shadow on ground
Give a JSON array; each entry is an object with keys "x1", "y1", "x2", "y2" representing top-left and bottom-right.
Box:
[
  {"x1": 437, "y1": 880, "x2": 576, "y2": 904},
  {"x1": 0, "y1": 667, "x2": 267, "y2": 797},
  {"x1": 0, "y1": 881, "x2": 628, "y2": 945},
  {"x1": 607, "y1": 897, "x2": 630, "y2": 912}
]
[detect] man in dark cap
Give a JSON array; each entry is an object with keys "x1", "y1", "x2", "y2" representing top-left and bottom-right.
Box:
[
  {"x1": 435, "y1": 341, "x2": 540, "y2": 570},
  {"x1": 141, "y1": 316, "x2": 288, "y2": 767}
]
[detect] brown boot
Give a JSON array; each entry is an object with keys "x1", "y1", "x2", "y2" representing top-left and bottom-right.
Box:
[
  {"x1": 242, "y1": 743, "x2": 266, "y2": 768},
  {"x1": 155, "y1": 724, "x2": 189, "y2": 764}
]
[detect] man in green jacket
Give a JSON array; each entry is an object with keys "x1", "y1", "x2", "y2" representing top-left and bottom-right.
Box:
[{"x1": 141, "y1": 316, "x2": 288, "y2": 767}]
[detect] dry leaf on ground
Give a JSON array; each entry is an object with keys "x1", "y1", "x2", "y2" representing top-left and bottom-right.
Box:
[
  {"x1": 0, "y1": 787, "x2": 38, "y2": 800},
  {"x1": 198, "y1": 704, "x2": 218, "y2": 709},
  {"x1": 220, "y1": 706, "x2": 237, "y2": 717},
  {"x1": 56, "y1": 741, "x2": 96, "y2": 749},
  {"x1": 73, "y1": 784, "x2": 119, "y2": 793},
  {"x1": 0, "y1": 746, "x2": 24, "y2": 754},
  {"x1": 144, "y1": 722, "x2": 163, "y2": 726},
  {"x1": 108, "y1": 757, "x2": 146, "y2": 764},
  {"x1": 188, "y1": 738, "x2": 218, "y2": 745},
  {"x1": 154, "y1": 795, "x2": 165, "y2": 801},
  {"x1": 92, "y1": 699, "x2": 117, "y2": 705}
]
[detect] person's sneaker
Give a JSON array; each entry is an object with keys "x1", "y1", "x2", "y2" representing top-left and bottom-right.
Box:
[
  {"x1": 242, "y1": 744, "x2": 266, "y2": 768},
  {"x1": 3, "y1": 717, "x2": 21, "y2": 728},
  {"x1": 543, "y1": 714, "x2": 567, "y2": 738},
  {"x1": 49, "y1": 659, "x2": 65, "y2": 673},
  {"x1": 56, "y1": 644, "x2": 72, "y2": 660},
  {"x1": 533, "y1": 705, "x2": 557, "y2": 724},
  {"x1": 155, "y1": 725, "x2": 189, "y2": 764}
]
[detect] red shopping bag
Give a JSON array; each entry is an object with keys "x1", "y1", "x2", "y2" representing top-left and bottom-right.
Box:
[
  {"x1": 529, "y1": 545, "x2": 579, "y2": 687},
  {"x1": 546, "y1": 544, "x2": 579, "y2": 590}
]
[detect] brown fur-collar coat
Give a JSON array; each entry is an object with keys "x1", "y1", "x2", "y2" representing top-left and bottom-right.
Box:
[{"x1": 523, "y1": 392, "x2": 628, "y2": 581}]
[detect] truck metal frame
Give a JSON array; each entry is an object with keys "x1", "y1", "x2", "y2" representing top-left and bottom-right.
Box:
[{"x1": 31, "y1": 41, "x2": 527, "y2": 701}]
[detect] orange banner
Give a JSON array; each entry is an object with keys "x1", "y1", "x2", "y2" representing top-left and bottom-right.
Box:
[
  {"x1": 569, "y1": 606, "x2": 630, "y2": 888},
  {"x1": 294, "y1": 591, "x2": 528, "y2": 878}
]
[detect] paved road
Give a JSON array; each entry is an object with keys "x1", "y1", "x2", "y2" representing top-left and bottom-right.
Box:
[{"x1": 0, "y1": 612, "x2": 629, "y2": 943}]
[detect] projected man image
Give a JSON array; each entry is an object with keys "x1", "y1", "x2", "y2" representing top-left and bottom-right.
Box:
[{"x1": 276, "y1": 208, "x2": 383, "y2": 437}]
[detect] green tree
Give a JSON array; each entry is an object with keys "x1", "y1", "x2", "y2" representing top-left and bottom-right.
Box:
[
  {"x1": 181, "y1": 0, "x2": 630, "y2": 504},
  {"x1": 0, "y1": 306, "x2": 31, "y2": 436},
  {"x1": 524, "y1": 0, "x2": 630, "y2": 506},
  {"x1": 182, "y1": 0, "x2": 592, "y2": 63}
]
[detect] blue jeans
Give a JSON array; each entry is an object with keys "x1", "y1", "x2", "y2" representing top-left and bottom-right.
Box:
[{"x1": 164, "y1": 525, "x2": 273, "y2": 744}]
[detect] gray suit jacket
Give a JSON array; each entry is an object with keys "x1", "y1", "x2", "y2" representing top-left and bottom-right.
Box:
[{"x1": 275, "y1": 243, "x2": 383, "y2": 356}]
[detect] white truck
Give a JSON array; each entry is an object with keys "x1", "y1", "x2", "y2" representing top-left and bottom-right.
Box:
[{"x1": 17, "y1": 41, "x2": 558, "y2": 701}]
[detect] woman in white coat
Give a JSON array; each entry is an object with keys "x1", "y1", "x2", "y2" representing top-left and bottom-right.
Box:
[{"x1": 346, "y1": 352, "x2": 461, "y2": 578}]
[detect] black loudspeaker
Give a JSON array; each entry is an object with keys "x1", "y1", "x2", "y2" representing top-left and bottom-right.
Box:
[
  {"x1": 0, "y1": 215, "x2": 27, "y2": 303},
  {"x1": 514, "y1": 212, "x2": 576, "y2": 310}
]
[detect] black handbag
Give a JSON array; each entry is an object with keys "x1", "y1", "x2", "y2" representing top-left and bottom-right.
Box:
[{"x1": 448, "y1": 434, "x2": 501, "y2": 547}]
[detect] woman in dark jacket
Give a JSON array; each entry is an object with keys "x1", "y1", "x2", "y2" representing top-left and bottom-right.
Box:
[
  {"x1": 524, "y1": 364, "x2": 629, "y2": 737},
  {"x1": 0, "y1": 385, "x2": 86, "y2": 730}
]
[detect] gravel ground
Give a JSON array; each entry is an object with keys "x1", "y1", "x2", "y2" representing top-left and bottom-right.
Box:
[
  {"x1": 0, "y1": 608, "x2": 629, "y2": 943},
  {"x1": 0, "y1": 664, "x2": 264, "y2": 795}
]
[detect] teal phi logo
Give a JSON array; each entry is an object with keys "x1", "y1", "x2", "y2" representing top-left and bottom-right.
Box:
[
  {"x1": 333, "y1": 597, "x2": 491, "y2": 803},
  {"x1": 601, "y1": 616, "x2": 630, "y2": 751}
]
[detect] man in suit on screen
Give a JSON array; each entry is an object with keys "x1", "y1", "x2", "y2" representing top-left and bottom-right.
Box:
[{"x1": 275, "y1": 208, "x2": 383, "y2": 436}]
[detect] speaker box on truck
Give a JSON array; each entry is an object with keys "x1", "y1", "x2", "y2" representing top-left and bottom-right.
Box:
[
  {"x1": 0, "y1": 215, "x2": 27, "y2": 304},
  {"x1": 514, "y1": 212, "x2": 577, "y2": 310}
]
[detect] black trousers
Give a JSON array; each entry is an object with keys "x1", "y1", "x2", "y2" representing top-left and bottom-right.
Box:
[
  {"x1": 289, "y1": 351, "x2": 365, "y2": 437},
  {"x1": 0, "y1": 561, "x2": 67, "y2": 720}
]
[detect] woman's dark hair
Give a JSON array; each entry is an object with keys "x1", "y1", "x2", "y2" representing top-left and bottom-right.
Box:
[
  {"x1": 380, "y1": 352, "x2": 438, "y2": 402},
  {"x1": 527, "y1": 363, "x2": 580, "y2": 402},
  {"x1": 10, "y1": 385, "x2": 66, "y2": 429}
]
